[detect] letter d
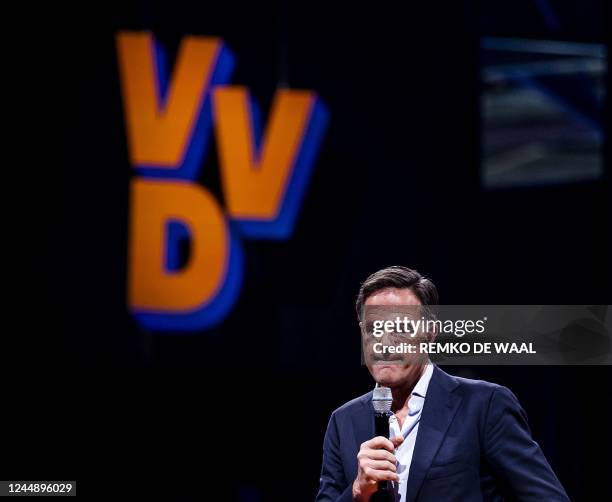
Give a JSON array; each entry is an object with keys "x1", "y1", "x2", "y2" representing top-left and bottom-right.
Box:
[{"x1": 128, "y1": 179, "x2": 243, "y2": 331}]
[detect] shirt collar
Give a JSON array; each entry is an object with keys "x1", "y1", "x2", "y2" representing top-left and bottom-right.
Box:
[{"x1": 412, "y1": 363, "x2": 434, "y2": 398}]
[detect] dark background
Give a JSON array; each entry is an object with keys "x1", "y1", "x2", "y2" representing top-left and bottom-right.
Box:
[{"x1": 14, "y1": 0, "x2": 611, "y2": 499}]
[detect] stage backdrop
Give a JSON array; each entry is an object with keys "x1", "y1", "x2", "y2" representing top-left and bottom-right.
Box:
[{"x1": 37, "y1": 0, "x2": 612, "y2": 499}]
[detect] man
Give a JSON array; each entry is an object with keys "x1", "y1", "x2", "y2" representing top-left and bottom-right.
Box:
[{"x1": 316, "y1": 266, "x2": 569, "y2": 501}]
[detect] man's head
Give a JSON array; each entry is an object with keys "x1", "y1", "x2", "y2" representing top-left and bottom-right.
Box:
[{"x1": 357, "y1": 266, "x2": 438, "y2": 389}]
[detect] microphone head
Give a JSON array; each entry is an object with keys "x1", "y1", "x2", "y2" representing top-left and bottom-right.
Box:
[{"x1": 372, "y1": 385, "x2": 393, "y2": 413}]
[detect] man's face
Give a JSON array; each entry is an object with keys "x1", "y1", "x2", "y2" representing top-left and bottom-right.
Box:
[{"x1": 363, "y1": 288, "x2": 426, "y2": 389}]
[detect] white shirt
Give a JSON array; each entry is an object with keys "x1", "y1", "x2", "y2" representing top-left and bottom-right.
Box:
[{"x1": 388, "y1": 363, "x2": 434, "y2": 502}]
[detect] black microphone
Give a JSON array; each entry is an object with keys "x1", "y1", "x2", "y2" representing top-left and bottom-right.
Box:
[{"x1": 371, "y1": 385, "x2": 394, "y2": 502}]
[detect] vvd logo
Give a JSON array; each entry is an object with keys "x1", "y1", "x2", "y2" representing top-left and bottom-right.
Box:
[{"x1": 116, "y1": 32, "x2": 329, "y2": 332}]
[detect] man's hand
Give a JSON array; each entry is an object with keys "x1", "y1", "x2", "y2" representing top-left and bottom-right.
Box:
[{"x1": 352, "y1": 436, "x2": 404, "y2": 501}]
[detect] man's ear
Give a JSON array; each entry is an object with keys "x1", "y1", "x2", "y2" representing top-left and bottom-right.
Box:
[{"x1": 427, "y1": 327, "x2": 437, "y2": 342}]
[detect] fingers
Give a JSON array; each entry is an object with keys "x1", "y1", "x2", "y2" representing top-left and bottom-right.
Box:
[
  {"x1": 391, "y1": 435, "x2": 404, "y2": 448},
  {"x1": 362, "y1": 436, "x2": 395, "y2": 452},
  {"x1": 363, "y1": 467, "x2": 400, "y2": 483},
  {"x1": 356, "y1": 435, "x2": 403, "y2": 492},
  {"x1": 359, "y1": 448, "x2": 397, "y2": 463},
  {"x1": 367, "y1": 460, "x2": 397, "y2": 472},
  {"x1": 357, "y1": 435, "x2": 403, "y2": 485}
]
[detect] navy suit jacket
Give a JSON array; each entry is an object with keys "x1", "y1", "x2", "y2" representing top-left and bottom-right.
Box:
[{"x1": 316, "y1": 366, "x2": 569, "y2": 501}]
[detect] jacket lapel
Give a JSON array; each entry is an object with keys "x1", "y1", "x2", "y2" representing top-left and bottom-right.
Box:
[{"x1": 404, "y1": 366, "x2": 462, "y2": 502}]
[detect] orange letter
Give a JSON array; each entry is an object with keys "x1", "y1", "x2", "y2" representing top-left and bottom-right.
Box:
[
  {"x1": 128, "y1": 179, "x2": 229, "y2": 315},
  {"x1": 116, "y1": 32, "x2": 232, "y2": 173},
  {"x1": 212, "y1": 87, "x2": 327, "y2": 238}
]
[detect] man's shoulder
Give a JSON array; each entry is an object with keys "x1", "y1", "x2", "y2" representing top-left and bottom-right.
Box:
[
  {"x1": 331, "y1": 390, "x2": 373, "y2": 420},
  {"x1": 445, "y1": 370, "x2": 502, "y2": 392},
  {"x1": 438, "y1": 367, "x2": 508, "y2": 395}
]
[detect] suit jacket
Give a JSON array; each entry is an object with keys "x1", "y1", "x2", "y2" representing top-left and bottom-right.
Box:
[{"x1": 316, "y1": 366, "x2": 569, "y2": 501}]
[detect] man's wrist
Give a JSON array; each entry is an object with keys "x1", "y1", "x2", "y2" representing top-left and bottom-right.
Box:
[
  {"x1": 352, "y1": 478, "x2": 362, "y2": 501},
  {"x1": 352, "y1": 478, "x2": 371, "y2": 502}
]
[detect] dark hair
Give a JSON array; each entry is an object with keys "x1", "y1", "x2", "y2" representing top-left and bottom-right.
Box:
[{"x1": 356, "y1": 266, "x2": 439, "y2": 318}]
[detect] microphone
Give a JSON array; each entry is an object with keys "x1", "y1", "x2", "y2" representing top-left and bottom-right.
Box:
[{"x1": 371, "y1": 385, "x2": 394, "y2": 501}]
